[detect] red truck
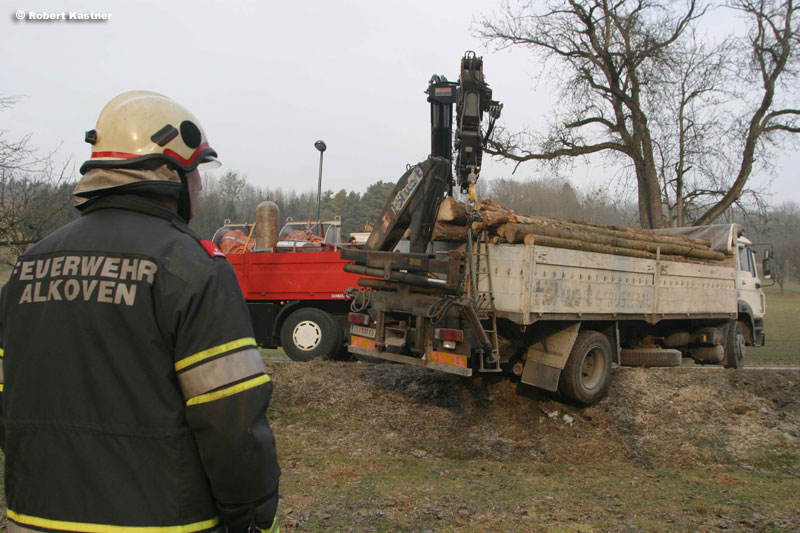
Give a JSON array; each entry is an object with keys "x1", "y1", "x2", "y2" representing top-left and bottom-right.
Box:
[{"x1": 214, "y1": 217, "x2": 368, "y2": 361}]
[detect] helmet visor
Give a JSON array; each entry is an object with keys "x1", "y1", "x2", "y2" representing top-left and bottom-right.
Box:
[{"x1": 198, "y1": 156, "x2": 222, "y2": 170}]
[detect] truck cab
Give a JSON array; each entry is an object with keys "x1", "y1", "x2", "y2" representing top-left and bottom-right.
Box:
[{"x1": 735, "y1": 236, "x2": 766, "y2": 346}]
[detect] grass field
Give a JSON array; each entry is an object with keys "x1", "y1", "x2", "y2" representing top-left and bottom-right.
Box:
[
  {"x1": 261, "y1": 348, "x2": 290, "y2": 360},
  {"x1": 276, "y1": 451, "x2": 800, "y2": 531},
  {"x1": 3, "y1": 361, "x2": 798, "y2": 531},
  {"x1": 265, "y1": 361, "x2": 800, "y2": 531},
  {"x1": 748, "y1": 282, "x2": 800, "y2": 365}
]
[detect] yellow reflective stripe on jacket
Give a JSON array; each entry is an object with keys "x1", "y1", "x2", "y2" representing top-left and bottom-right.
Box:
[
  {"x1": 0, "y1": 347, "x2": 5, "y2": 357},
  {"x1": 6, "y1": 509, "x2": 219, "y2": 533},
  {"x1": 186, "y1": 373, "x2": 271, "y2": 406},
  {"x1": 178, "y1": 348, "x2": 266, "y2": 400},
  {"x1": 257, "y1": 517, "x2": 279, "y2": 533},
  {"x1": 175, "y1": 337, "x2": 256, "y2": 372}
]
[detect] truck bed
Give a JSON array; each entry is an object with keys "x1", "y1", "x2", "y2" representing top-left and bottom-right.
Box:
[
  {"x1": 226, "y1": 249, "x2": 363, "y2": 301},
  {"x1": 486, "y1": 244, "x2": 737, "y2": 324}
]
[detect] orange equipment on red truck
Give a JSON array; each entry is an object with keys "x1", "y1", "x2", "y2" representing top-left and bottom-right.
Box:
[{"x1": 214, "y1": 213, "x2": 369, "y2": 361}]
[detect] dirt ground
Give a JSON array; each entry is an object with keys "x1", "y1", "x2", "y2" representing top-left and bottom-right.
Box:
[
  {"x1": 2, "y1": 361, "x2": 795, "y2": 531},
  {"x1": 267, "y1": 361, "x2": 800, "y2": 531}
]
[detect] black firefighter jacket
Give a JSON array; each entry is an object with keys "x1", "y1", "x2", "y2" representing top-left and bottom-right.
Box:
[{"x1": 0, "y1": 194, "x2": 280, "y2": 532}]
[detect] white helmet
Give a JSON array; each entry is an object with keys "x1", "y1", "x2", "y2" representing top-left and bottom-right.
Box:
[{"x1": 80, "y1": 90, "x2": 219, "y2": 174}]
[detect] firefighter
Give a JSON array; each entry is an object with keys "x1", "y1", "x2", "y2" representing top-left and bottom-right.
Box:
[{"x1": 0, "y1": 91, "x2": 280, "y2": 532}]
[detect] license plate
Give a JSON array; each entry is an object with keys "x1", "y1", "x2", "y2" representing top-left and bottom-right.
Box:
[
  {"x1": 351, "y1": 325, "x2": 376, "y2": 339},
  {"x1": 350, "y1": 335, "x2": 376, "y2": 351},
  {"x1": 429, "y1": 350, "x2": 468, "y2": 368}
]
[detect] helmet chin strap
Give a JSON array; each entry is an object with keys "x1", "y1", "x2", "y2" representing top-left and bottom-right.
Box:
[{"x1": 177, "y1": 170, "x2": 192, "y2": 222}]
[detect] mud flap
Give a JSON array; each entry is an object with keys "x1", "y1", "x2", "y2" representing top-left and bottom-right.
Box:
[
  {"x1": 521, "y1": 361, "x2": 561, "y2": 392},
  {"x1": 521, "y1": 322, "x2": 581, "y2": 392}
]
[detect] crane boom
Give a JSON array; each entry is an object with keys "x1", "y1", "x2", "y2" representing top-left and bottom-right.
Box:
[{"x1": 364, "y1": 52, "x2": 502, "y2": 253}]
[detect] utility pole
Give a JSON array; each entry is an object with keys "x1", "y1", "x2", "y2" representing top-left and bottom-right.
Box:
[{"x1": 314, "y1": 139, "x2": 327, "y2": 234}]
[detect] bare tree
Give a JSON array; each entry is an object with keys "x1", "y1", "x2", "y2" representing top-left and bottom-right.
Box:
[
  {"x1": 757, "y1": 201, "x2": 800, "y2": 293},
  {"x1": 479, "y1": 0, "x2": 703, "y2": 228},
  {"x1": 649, "y1": 30, "x2": 731, "y2": 225},
  {"x1": 478, "y1": 0, "x2": 800, "y2": 228},
  {"x1": 0, "y1": 159, "x2": 76, "y2": 260},
  {"x1": 1, "y1": 97, "x2": 77, "y2": 261},
  {"x1": 695, "y1": 0, "x2": 800, "y2": 224},
  {"x1": 485, "y1": 176, "x2": 635, "y2": 223},
  {"x1": 1, "y1": 96, "x2": 39, "y2": 174}
]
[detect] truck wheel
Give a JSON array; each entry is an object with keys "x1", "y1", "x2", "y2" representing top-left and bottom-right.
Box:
[
  {"x1": 558, "y1": 331, "x2": 612, "y2": 406},
  {"x1": 620, "y1": 347, "x2": 682, "y2": 367},
  {"x1": 336, "y1": 344, "x2": 354, "y2": 361},
  {"x1": 723, "y1": 320, "x2": 746, "y2": 369},
  {"x1": 280, "y1": 308, "x2": 341, "y2": 362}
]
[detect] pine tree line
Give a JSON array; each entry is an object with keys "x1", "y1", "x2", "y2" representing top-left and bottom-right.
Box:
[{"x1": 189, "y1": 170, "x2": 396, "y2": 240}]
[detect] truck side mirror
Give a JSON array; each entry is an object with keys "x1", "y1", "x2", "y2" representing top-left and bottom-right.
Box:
[{"x1": 762, "y1": 256, "x2": 774, "y2": 280}]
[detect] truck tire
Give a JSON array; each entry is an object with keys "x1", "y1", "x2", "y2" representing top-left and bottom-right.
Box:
[
  {"x1": 723, "y1": 320, "x2": 746, "y2": 369},
  {"x1": 336, "y1": 343, "x2": 354, "y2": 361},
  {"x1": 280, "y1": 308, "x2": 341, "y2": 362},
  {"x1": 558, "y1": 331, "x2": 612, "y2": 406},
  {"x1": 620, "y1": 347, "x2": 682, "y2": 367}
]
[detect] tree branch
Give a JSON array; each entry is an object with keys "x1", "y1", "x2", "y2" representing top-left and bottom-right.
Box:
[
  {"x1": 565, "y1": 116, "x2": 618, "y2": 130},
  {"x1": 486, "y1": 137, "x2": 627, "y2": 162},
  {"x1": 763, "y1": 123, "x2": 800, "y2": 133}
]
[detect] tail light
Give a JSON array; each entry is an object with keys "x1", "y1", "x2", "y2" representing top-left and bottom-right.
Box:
[
  {"x1": 348, "y1": 312, "x2": 371, "y2": 326},
  {"x1": 434, "y1": 328, "x2": 463, "y2": 342}
]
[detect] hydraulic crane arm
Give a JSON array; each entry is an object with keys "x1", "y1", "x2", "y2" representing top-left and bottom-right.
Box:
[
  {"x1": 364, "y1": 156, "x2": 451, "y2": 254},
  {"x1": 364, "y1": 52, "x2": 502, "y2": 254},
  {"x1": 454, "y1": 52, "x2": 502, "y2": 196}
]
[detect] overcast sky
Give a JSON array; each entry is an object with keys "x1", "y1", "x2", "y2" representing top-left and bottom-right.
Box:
[{"x1": 3, "y1": 0, "x2": 799, "y2": 209}]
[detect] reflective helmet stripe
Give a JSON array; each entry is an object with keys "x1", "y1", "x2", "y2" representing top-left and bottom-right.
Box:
[
  {"x1": 163, "y1": 142, "x2": 211, "y2": 167},
  {"x1": 91, "y1": 142, "x2": 212, "y2": 167},
  {"x1": 91, "y1": 151, "x2": 140, "y2": 159}
]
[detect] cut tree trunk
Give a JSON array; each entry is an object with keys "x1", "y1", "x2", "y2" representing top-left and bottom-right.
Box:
[
  {"x1": 502, "y1": 215, "x2": 712, "y2": 249},
  {"x1": 482, "y1": 210, "x2": 509, "y2": 227},
  {"x1": 504, "y1": 223, "x2": 725, "y2": 261},
  {"x1": 432, "y1": 222, "x2": 469, "y2": 242},
  {"x1": 471, "y1": 221, "x2": 487, "y2": 233},
  {"x1": 437, "y1": 197, "x2": 470, "y2": 224},
  {"x1": 427, "y1": 198, "x2": 728, "y2": 265},
  {"x1": 521, "y1": 234, "x2": 701, "y2": 263}
]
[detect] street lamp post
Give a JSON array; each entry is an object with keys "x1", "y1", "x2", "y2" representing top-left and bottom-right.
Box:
[{"x1": 314, "y1": 140, "x2": 326, "y2": 235}]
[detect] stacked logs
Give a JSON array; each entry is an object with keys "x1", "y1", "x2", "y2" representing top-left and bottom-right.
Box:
[{"x1": 433, "y1": 198, "x2": 731, "y2": 265}]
